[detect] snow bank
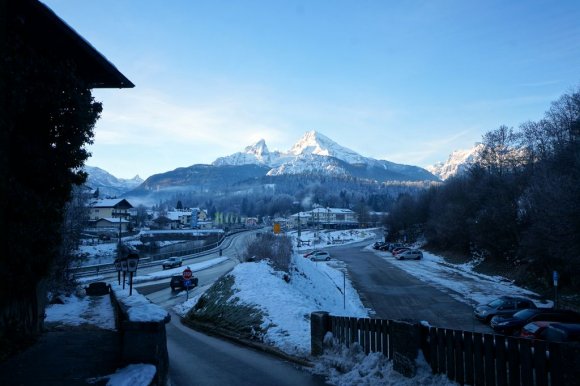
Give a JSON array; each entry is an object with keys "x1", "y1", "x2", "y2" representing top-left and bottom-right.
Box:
[{"x1": 111, "y1": 284, "x2": 169, "y2": 323}]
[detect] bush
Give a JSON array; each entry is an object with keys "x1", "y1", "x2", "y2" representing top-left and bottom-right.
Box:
[{"x1": 242, "y1": 233, "x2": 293, "y2": 272}]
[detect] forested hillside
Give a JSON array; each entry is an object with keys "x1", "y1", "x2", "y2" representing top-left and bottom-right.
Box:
[{"x1": 386, "y1": 88, "x2": 580, "y2": 295}]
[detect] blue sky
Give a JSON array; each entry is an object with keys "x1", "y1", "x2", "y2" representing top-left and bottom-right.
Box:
[{"x1": 44, "y1": 0, "x2": 580, "y2": 179}]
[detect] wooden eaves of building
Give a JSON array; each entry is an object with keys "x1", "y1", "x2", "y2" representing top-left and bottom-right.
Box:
[{"x1": 6, "y1": 0, "x2": 135, "y2": 89}]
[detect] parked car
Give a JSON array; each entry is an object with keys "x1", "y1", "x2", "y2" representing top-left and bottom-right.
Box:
[
  {"x1": 162, "y1": 256, "x2": 183, "y2": 270},
  {"x1": 388, "y1": 243, "x2": 404, "y2": 252},
  {"x1": 392, "y1": 247, "x2": 410, "y2": 256},
  {"x1": 303, "y1": 250, "x2": 321, "y2": 258},
  {"x1": 310, "y1": 251, "x2": 331, "y2": 261},
  {"x1": 373, "y1": 241, "x2": 386, "y2": 250},
  {"x1": 538, "y1": 323, "x2": 580, "y2": 343},
  {"x1": 473, "y1": 296, "x2": 537, "y2": 323},
  {"x1": 518, "y1": 321, "x2": 558, "y2": 339},
  {"x1": 395, "y1": 249, "x2": 423, "y2": 260},
  {"x1": 170, "y1": 274, "x2": 199, "y2": 291},
  {"x1": 378, "y1": 243, "x2": 391, "y2": 251},
  {"x1": 490, "y1": 308, "x2": 580, "y2": 335}
]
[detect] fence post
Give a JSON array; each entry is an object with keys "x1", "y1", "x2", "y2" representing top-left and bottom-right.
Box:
[
  {"x1": 311, "y1": 311, "x2": 330, "y2": 356},
  {"x1": 391, "y1": 320, "x2": 420, "y2": 377}
]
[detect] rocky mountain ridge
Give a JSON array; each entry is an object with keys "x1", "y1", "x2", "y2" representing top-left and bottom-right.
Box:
[
  {"x1": 426, "y1": 143, "x2": 483, "y2": 180},
  {"x1": 84, "y1": 166, "x2": 143, "y2": 198},
  {"x1": 86, "y1": 131, "x2": 487, "y2": 203}
]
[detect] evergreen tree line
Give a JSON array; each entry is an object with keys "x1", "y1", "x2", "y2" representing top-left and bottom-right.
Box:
[
  {"x1": 157, "y1": 175, "x2": 437, "y2": 222},
  {"x1": 386, "y1": 88, "x2": 580, "y2": 290}
]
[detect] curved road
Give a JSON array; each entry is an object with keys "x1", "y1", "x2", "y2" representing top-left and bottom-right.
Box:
[{"x1": 137, "y1": 230, "x2": 328, "y2": 386}]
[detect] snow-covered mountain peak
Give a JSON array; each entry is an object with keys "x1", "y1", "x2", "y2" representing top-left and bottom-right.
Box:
[
  {"x1": 208, "y1": 130, "x2": 437, "y2": 181},
  {"x1": 287, "y1": 130, "x2": 368, "y2": 164},
  {"x1": 427, "y1": 143, "x2": 483, "y2": 180},
  {"x1": 212, "y1": 138, "x2": 276, "y2": 166},
  {"x1": 288, "y1": 131, "x2": 330, "y2": 156},
  {"x1": 245, "y1": 139, "x2": 269, "y2": 157},
  {"x1": 84, "y1": 166, "x2": 143, "y2": 197}
]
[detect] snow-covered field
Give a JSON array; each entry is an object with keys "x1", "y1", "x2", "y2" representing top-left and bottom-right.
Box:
[{"x1": 46, "y1": 228, "x2": 549, "y2": 385}]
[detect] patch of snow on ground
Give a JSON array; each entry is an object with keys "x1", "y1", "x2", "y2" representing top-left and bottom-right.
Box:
[
  {"x1": 368, "y1": 245, "x2": 552, "y2": 308},
  {"x1": 45, "y1": 293, "x2": 115, "y2": 330},
  {"x1": 111, "y1": 284, "x2": 169, "y2": 323},
  {"x1": 88, "y1": 363, "x2": 156, "y2": 386},
  {"x1": 314, "y1": 344, "x2": 457, "y2": 386}
]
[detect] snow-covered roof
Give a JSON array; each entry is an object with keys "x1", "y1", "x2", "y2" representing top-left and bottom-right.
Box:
[
  {"x1": 290, "y1": 211, "x2": 312, "y2": 218},
  {"x1": 96, "y1": 217, "x2": 130, "y2": 224},
  {"x1": 90, "y1": 198, "x2": 133, "y2": 209},
  {"x1": 310, "y1": 207, "x2": 355, "y2": 214}
]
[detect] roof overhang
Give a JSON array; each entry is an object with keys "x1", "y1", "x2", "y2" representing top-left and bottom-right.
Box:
[{"x1": 9, "y1": 0, "x2": 134, "y2": 89}]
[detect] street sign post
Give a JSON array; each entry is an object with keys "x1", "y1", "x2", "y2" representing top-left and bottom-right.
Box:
[{"x1": 183, "y1": 267, "x2": 193, "y2": 300}]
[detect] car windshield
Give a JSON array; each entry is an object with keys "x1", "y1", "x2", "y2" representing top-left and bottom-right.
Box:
[
  {"x1": 488, "y1": 299, "x2": 506, "y2": 308},
  {"x1": 524, "y1": 323, "x2": 542, "y2": 334},
  {"x1": 514, "y1": 309, "x2": 537, "y2": 320}
]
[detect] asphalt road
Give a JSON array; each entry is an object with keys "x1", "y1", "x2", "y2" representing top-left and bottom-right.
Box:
[
  {"x1": 166, "y1": 314, "x2": 327, "y2": 386},
  {"x1": 329, "y1": 239, "x2": 493, "y2": 334}
]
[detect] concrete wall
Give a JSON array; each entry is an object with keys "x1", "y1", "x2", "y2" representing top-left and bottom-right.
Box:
[{"x1": 110, "y1": 290, "x2": 170, "y2": 386}]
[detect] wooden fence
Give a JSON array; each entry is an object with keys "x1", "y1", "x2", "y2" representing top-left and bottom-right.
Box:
[
  {"x1": 329, "y1": 316, "x2": 395, "y2": 358},
  {"x1": 327, "y1": 315, "x2": 578, "y2": 386}
]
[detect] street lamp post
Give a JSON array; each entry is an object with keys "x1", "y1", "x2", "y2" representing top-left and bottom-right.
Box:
[
  {"x1": 120, "y1": 257, "x2": 128, "y2": 290},
  {"x1": 127, "y1": 253, "x2": 139, "y2": 296},
  {"x1": 114, "y1": 258, "x2": 122, "y2": 285}
]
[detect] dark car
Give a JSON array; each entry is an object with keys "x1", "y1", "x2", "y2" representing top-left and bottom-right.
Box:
[
  {"x1": 373, "y1": 241, "x2": 386, "y2": 250},
  {"x1": 518, "y1": 321, "x2": 558, "y2": 339},
  {"x1": 170, "y1": 275, "x2": 199, "y2": 291},
  {"x1": 490, "y1": 308, "x2": 580, "y2": 335},
  {"x1": 378, "y1": 243, "x2": 391, "y2": 251},
  {"x1": 473, "y1": 296, "x2": 537, "y2": 323},
  {"x1": 539, "y1": 323, "x2": 580, "y2": 343}
]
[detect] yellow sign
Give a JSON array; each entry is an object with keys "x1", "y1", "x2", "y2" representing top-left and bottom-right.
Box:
[{"x1": 273, "y1": 223, "x2": 281, "y2": 234}]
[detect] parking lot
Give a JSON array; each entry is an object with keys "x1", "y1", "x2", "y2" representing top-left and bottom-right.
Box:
[{"x1": 326, "y1": 241, "x2": 551, "y2": 334}]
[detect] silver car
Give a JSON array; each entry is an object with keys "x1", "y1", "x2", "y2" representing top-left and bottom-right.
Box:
[
  {"x1": 162, "y1": 256, "x2": 183, "y2": 270},
  {"x1": 310, "y1": 251, "x2": 331, "y2": 261},
  {"x1": 395, "y1": 249, "x2": 423, "y2": 260}
]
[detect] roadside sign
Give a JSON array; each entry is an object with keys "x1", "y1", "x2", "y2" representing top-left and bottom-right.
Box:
[
  {"x1": 183, "y1": 268, "x2": 193, "y2": 280},
  {"x1": 273, "y1": 223, "x2": 281, "y2": 234},
  {"x1": 553, "y1": 270, "x2": 559, "y2": 286},
  {"x1": 183, "y1": 279, "x2": 191, "y2": 288}
]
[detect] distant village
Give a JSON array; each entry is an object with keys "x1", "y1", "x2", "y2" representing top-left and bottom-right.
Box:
[{"x1": 85, "y1": 193, "x2": 384, "y2": 243}]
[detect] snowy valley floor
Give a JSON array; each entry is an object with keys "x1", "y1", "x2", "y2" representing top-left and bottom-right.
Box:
[{"x1": 46, "y1": 228, "x2": 553, "y2": 385}]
